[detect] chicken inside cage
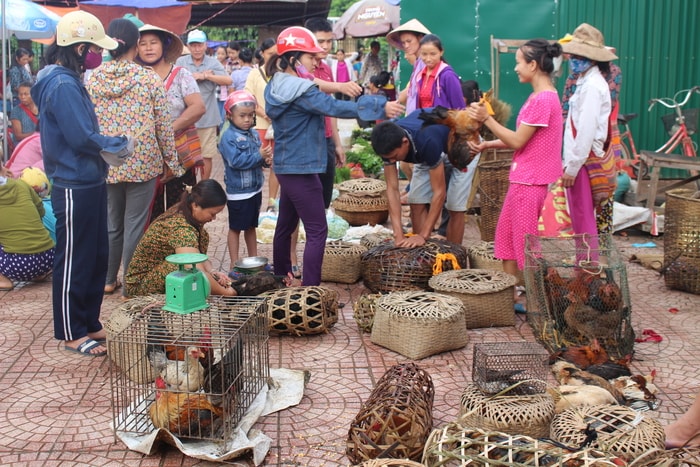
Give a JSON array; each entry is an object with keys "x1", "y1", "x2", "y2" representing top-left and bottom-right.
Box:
[{"x1": 109, "y1": 297, "x2": 269, "y2": 442}]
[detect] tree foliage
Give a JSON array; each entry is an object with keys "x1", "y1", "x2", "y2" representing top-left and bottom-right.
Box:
[{"x1": 329, "y1": 0, "x2": 359, "y2": 18}]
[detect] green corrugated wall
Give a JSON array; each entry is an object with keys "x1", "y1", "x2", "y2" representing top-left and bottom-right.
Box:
[{"x1": 399, "y1": 0, "x2": 700, "y2": 177}]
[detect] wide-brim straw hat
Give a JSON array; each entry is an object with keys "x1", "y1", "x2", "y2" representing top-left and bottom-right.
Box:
[
  {"x1": 138, "y1": 24, "x2": 184, "y2": 64},
  {"x1": 561, "y1": 23, "x2": 617, "y2": 62},
  {"x1": 386, "y1": 18, "x2": 431, "y2": 50}
]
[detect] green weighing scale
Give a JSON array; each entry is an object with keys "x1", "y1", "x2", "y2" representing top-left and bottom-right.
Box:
[{"x1": 162, "y1": 253, "x2": 211, "y2": 314}]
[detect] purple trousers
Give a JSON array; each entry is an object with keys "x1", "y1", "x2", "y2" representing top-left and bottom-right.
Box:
[{"x1": 273, "y1": 174, "x2": 328, "y2": 285}]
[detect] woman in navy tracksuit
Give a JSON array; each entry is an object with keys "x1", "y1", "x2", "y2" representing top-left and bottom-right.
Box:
[
  {"x1": 31, "y1": 12, "x2": 132, "y2": 357},
  {"x1": 264, "y1": 26, "x2": 403, "y2": 285}
]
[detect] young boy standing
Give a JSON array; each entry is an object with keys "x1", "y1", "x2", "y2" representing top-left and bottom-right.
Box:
[{"x1": 218, "y1": 90, "x2": 272, "y2": 267}]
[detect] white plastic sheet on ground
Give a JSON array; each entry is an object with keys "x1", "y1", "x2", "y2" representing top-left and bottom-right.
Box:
[
  {"x1": 114, "y1": 368, "x2": 307, "y2": 464},
  {"x1": 613, "y1": 201, "x2": 651, "y2": 232}
]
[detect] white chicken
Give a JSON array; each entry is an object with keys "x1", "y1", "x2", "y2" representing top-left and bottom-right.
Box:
[
  {"x1": 148, "y1": 346, "x2": 205, "y2": 392},
  {"x1": 548, "y1": 384, "x2": 618, "y2": 413}
]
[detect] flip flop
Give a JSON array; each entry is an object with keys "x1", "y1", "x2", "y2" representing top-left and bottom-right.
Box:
[
  {"x1": 64, "y1": 338, "x2": 107, "y2": 357},
  {"x1": 0, "y1": 284, "x2": 14, "y2": 291},
  {"x1": 514, "y1": 303, "x2": 527, "y2": 314}
]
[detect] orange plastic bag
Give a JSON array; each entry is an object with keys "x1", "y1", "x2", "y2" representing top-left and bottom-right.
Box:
[{"x1": 537, "y1": 180, "x2": 573, "y2": 237}]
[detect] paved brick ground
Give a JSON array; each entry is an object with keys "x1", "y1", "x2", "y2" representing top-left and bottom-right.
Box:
[{"x1": 1, "y1": 151, "x2": 699, "y2": 466}]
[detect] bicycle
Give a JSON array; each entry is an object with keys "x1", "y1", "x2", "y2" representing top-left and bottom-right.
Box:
[{"x1": 617, "y1": 86, "x2": 699, "y2": 179}]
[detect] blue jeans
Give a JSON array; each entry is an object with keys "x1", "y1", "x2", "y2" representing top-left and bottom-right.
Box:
[{"x1": 273, "y1": 173, "x2": 327, "y2": 285}]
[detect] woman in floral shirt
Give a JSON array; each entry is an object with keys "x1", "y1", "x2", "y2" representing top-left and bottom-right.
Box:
[
  {"x1": 136, "y1": 23, "x2": 206, "y2": 222},
  {"x1": 87, "y1": 19, "x2": 183, "y2": 295},
  {"x1": 125, "y1": 179, "x2": 236, "y2": 297}
]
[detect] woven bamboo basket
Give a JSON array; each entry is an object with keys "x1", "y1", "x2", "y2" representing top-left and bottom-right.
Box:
[
  {"x1": 663, "y1": 189, "x2": 700, "y2": 294},
  {"x1": 261, "y1": 286, "x2": 338, "y2": 336},
  {"x1": 321, "y1": 241, "x2": 368, "y2": 284},
  {"x1": 422, "y1": 423, "x2": 622, "y2": 466},
  {"x1": 458, "y1": 383, "x2": 554, "y2": 438},
  {"x1": 429, "y1": 269, "x2": 517, "y2": 329},
  {"x1": 333, "y1": 178, "x2": 389, "y2": 226},
  {"x1": 353, "y1": 293, "x2": 383, "y2": 333},
  {"x1": 361, "y1": 232, "x2": 394, "y2": 250},
  {"x1": 347, "y1": 363, "x2": 434, "y2": 464},
  {"x1": 370, "y1": 291, "x2": 468, "y2": 359},
  {"x1": 361, "y1": 239, "x2": 468, "y2": 293},
  {"x1": 467, "y1": 241, "x2": 503, "y2": 271},
  {"x1": 629, "y1": 447, "x2": 700, "y2": 467},
  {"x1": 476, "y1": 149, "x2": 513, "y2": 242},
  {"x1": 353, "y1": 459, "x2": 426, "y2": 467},
  {"x1": 550, "y1": 404, "x2": 665, "y2": 462},
  {"x1": 104, "y1": 295, "x2": 165, "y2": 384}
]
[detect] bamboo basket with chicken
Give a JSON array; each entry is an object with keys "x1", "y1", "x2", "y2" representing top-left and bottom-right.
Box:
[
  {"x1": 110, "y1": 297, "x2": 269, "y2": 443},
  {"x1": 422, "y1": 423, "x2": 624, "y2": 466},
  {"x1": 523, "y1": 234, "x2": 635, "y2": 360}
]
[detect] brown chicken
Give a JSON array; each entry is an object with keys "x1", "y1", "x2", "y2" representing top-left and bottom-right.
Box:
[
  {"x1": 417, "y1": 98, "x2": 487, "y2": 170},
  {"x1": 549, "y1": 338, "x2": 609, "y2": 369},
  {"x1": 563, "y1": 288, "x2": 622, "y2": 341},
  {"x1": 149, "y1": 376, "x2": 223, "y2": 438}
]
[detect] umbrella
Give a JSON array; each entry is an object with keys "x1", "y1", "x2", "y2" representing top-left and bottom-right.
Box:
[
  {"x1": 79, "y1": 0, "x2": 192, "y2": 35},
  {"x1": 333, "y1": 0, "x2": 400, "y2": 39},
  {"x1": 1, "y1": 0, "x2": 61, "y2": 40}
]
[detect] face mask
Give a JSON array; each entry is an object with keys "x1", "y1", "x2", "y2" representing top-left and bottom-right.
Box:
[
  {"x1": 569, "y1": 56, "x2": 593, "y2": 74},
  {"x1": 83, "y1": 50, "x2": 103, "y2": 70},
  {"x1": 294, "y1": 62, "x2": 313, "y2": 80}
]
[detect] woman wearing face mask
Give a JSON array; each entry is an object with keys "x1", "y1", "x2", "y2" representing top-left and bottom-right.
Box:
[
  {"x1": 560, "y1": 24, "x2": 616, "y2": 250},
  {"x1": 31, "y1": 11, "x2": 133, "y2": 357},
  {"x1": 264, "y1": 26, "x2": 404, "y2": 285}
]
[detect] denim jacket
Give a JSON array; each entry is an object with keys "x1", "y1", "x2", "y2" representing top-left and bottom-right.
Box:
[
  {"x1": 218, "y1": 122, "x2": 266, "y2": 196},
  {"x1": 264, "y1": 72, "x2": 387, "y2": 175}
]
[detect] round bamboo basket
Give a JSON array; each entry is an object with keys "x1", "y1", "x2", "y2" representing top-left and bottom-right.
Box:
[
  {"x1": 333, "y1": 178, "x2": 389, "y2": 226},
  {"x1": 551, "y1": 404, "x2": 665, "y2": 462},
  {"x1": 429, "y1": 269, "x2": 517, "y2": 328},
  {"x1": 458, "y1": 383, "x2": 554, "y2": 438}
]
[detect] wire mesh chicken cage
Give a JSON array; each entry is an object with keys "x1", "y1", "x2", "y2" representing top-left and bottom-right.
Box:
[
  {"x1": 472, "y1": 342, "x2": 550, "y2": 396},
  {"x1": 108, "y1": 296, "x2": 269, "y2": 444},
  {"x1": 524, "y1": 234, "x2": 635, "y2": 360}
]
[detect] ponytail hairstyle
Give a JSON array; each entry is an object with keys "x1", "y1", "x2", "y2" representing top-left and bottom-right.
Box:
[
  {"x1": 255, "y1": 37, "x2": 276, "y2": 66},
  {"x1": 44, "y1": 41, "x2": 84, "y2": 73},
  {"x1": 107, "y1": 19, "x2": 139, "y2": 59},
  {"x1": 519, "y1": 39, "x2": 562, "y2": 74},
  {"x1": 175, "y1": 179, "x2": 227, "y2": 227},
  {"x1": 265, "y1": 50, "x2": 304, "y2": 79}
]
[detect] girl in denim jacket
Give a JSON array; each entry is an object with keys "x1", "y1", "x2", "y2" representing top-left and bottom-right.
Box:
[{"x1": 219, "y1": 90, "x2": 272, "y2": 267}]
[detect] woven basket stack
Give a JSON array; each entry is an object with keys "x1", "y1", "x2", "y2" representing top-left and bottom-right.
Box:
[
  {"x1": 347, "y1": 363, "x2": 434, "y2": 464},
  {"x1": 429, "y1": 269, "x2": 517, "y2": 328},
  {"x1": 371, "y1": 291, "x2": 467, "y2": 359},
  {"x1": 333, "y1": 178, "x2": 389, "y2": 226}
]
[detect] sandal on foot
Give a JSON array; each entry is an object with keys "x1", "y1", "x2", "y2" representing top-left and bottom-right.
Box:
[
  {"x1": 64, "y1": 338, "x2": 107, "y2": 357},
  {"x1": 292, "y1": 265, "x2": 302, "y2": 279},
  {"x1": 514, "y1": 303, "x2": 527, "y2": 314},
  {"x1": 104, "y1": 281, "x2": 122, "y2": 294},
  {"x1": 0, "y1": 283, "x2": 14, "y2": 291}
]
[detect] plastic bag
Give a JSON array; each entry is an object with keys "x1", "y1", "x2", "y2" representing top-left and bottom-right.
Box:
[{"x1": 537, "y1": 180, "x2": 573, "y2": 237}]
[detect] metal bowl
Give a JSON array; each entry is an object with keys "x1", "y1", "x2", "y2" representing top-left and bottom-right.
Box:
[{"x1": 234, "y1": 256, "x2": 268, "y2": 273}]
